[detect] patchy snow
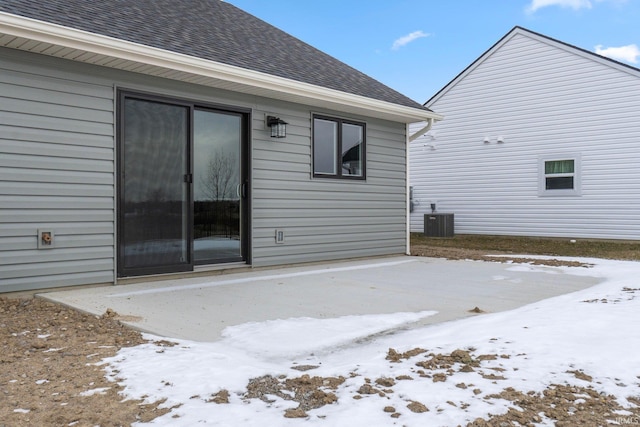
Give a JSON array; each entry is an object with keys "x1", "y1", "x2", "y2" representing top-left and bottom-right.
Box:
[
  {"x1": 103, "y1": 257, "x2": 640, "y2": 426},
  {"x1": 221, "y1": 311, "x2": 437, "y2": 359},
  {"x1": 78, "y1": 387, "x2": 110, "y2": 397}
]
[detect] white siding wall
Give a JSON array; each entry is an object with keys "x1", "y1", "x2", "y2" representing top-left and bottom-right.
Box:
[{"x1": 410, "y1": 31, "x2": 640, "y2": 240}]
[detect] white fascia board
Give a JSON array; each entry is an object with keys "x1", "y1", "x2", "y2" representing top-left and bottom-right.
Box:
[{"x1": 0, "y1": 12, "x2": 442, "y2": 124}]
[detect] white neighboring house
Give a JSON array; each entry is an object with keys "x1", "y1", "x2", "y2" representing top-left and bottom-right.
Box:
[{"x1": 410, "y1": 26, "x2": 640, "y2": 240}]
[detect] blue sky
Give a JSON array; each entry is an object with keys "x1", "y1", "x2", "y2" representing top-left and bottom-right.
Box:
[{"x1": 227, "y1": 0, "x2": 640, "y2": 103}]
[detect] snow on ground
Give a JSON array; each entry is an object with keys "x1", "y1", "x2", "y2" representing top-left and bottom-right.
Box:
[{"x1": 102, "y1": 257, "x2": 640, "y2": 426}]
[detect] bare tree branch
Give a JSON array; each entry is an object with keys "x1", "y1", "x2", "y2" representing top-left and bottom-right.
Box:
[{"x1": 200, "y1": 148, "x2": 236, "y2": 202}]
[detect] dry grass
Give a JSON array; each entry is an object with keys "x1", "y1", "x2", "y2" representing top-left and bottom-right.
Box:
[{"x1": 411, "y1": 233, "x2": 640, "y2": 261}]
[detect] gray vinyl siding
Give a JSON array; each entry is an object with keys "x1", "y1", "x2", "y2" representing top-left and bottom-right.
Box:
[
  {"x1": 0, "y1": 49, "x2": 115, "y2": 292},
  {"x1": 410, "y1": 31, "x2": 640, "y2": 240},
  {"x1": 1, "y1": 47, "x2": 408, "y2": 291},
  {"x1": 251, "y1": 106, "x2": 407, "y2": 266}
]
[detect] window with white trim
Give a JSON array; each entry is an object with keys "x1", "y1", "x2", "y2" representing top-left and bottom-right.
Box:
[{"x1": 539, "y1": 155, "x2": 581, "y2": 196}]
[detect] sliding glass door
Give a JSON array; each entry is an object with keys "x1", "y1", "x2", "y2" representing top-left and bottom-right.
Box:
[
  {"x1": 118, "y1": 92, "x2": 248, "y2": 277},
  {"x1": 119, "y1": 97, "x2": 191, "y2": 276},
  {"x1": 193, "y1": 109, "x2": 243, "y2": 264}
]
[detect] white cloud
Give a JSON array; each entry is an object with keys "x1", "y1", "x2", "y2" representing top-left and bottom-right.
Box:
[
  {"x1": 526, "y1": 0, "x2": 592, "y2": 13},
  {"x1": 392, "y1": 30, "x2": 429, "y2": 50},
  {"x1": 526, "y1": 0, "x2": 627, "y2": 13},
  {"x1": 595, "y1": 43, "x2": 640, "y2": 63}
]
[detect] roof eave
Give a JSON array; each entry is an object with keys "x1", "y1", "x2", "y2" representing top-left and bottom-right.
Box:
[
  {"x1": 425, "y1": 25, "x2": 640, "y2": 108},
  {"x1": 0, "y1": 11, "x2": 442, "y2": 124}
]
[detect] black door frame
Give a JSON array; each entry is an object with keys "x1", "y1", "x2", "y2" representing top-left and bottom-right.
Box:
[
  {"x1": 116, "y1": 89, "x2": 250, "y2": 278},
  {"x1": 193, "y1": 107, "x2": 248, "y2": 266}
]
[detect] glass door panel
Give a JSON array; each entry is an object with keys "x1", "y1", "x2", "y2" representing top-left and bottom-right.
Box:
[
  {"x1": 120, "y1": 98, "x2": 190, "y2": 275},
  {"x1": 193, "y1": 109, "x2": 243, "y2": 263}
]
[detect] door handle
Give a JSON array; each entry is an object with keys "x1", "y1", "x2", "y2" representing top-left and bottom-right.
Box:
[
  {"x1": 242, "y1": 182, "x2": 248, "y2": 198},
  {"x1": 236, "y1": 182, "x2": 248, "y2": 199}
]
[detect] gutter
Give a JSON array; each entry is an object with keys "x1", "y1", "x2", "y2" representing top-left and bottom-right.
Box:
[{"x1": 408, "y1": 117, "x2": 436, "y2": 142}]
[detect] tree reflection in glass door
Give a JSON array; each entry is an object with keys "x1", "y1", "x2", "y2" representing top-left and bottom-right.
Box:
[{"x1": 193, "y1": 109, "x2": 243, "y2": 263}]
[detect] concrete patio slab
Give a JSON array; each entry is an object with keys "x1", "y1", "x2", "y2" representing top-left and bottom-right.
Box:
[{"x1": 38, "y1": 256, "x2": 600, "y2": 342}]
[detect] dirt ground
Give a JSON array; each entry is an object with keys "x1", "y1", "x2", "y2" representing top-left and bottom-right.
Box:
[
  {"x1": 409, "y1": 244, "x2": 593, "y2": 268},
  {"x1": 0, "y1": 298, "x2": 172, "y2": 426},
  {"x1": 1, "y1": 246, "x2": 637, "y2": 426}
]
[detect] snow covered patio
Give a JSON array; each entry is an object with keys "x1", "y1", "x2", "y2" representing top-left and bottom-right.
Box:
[
  {"x1": 35, "y1": 255, "x2": 640, "y2": 425},
  {"x1": 39, "y1": 256, "x2": 597, "y2": 342}
]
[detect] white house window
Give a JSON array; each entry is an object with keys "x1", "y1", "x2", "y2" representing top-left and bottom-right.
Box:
[
  {"x1": 313, "y1": 115, "x2": 366, "y2": 179},
  {"x1": 539, "y1": 155, "x2": 581, "y2": 196},
  {"x1": 545, "y1": 160, "x2": 574, "y2": 189}
]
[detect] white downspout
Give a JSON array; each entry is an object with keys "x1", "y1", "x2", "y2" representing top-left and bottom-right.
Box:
[
  {"x1": 406, "y1": 123, "x2": 411, "y2": 255},
  {"x1": 405, "y1": 117, "x2": 442, "y2": 255},
  {"x1": 406, "y1": 117, "x2": 437, "y2": 254},
  {"x1": 408, "y1": 117, "x2": 434, "y2": 142},
  {"x1": 407, "y1": 116, "x2": 441, "y2": 254}
]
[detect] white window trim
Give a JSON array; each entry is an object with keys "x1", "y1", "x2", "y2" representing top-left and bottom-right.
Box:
[{"x1": 538, "y1": 154, "x2": 582, "y2": 197}]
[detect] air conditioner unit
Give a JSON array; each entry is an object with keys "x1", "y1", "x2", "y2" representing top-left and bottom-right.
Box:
[{"x1": 424, "y1": 213, "x2": 454, "y2": 238}]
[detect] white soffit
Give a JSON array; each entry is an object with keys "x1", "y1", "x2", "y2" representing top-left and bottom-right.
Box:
[{"x1": 0, "y1": 12, "x2": 442, "y2": 124}]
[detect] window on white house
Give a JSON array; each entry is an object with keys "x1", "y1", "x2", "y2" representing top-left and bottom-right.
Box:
[
  {"x1": 539, "y1": 155, "x2": 581, "y2": 196},
  {"x1": 545, "y1": 159, "x2": 574, "y2": 189}
]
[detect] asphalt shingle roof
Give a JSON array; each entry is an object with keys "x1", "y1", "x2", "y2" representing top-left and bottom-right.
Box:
[{"x1": 0, "y1": 0, "x2": 425, "y2": 109}]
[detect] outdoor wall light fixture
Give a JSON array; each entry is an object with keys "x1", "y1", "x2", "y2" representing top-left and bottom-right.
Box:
[
  {"x1": 483, "y1": 136, "x2": 490, "y2": 143},
  {"x1": 497, "y1": 136, "x2": 505, "y2": 143},
  {"x1": 267, "y1": 115, "x2": 287, "y2": 138}
]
